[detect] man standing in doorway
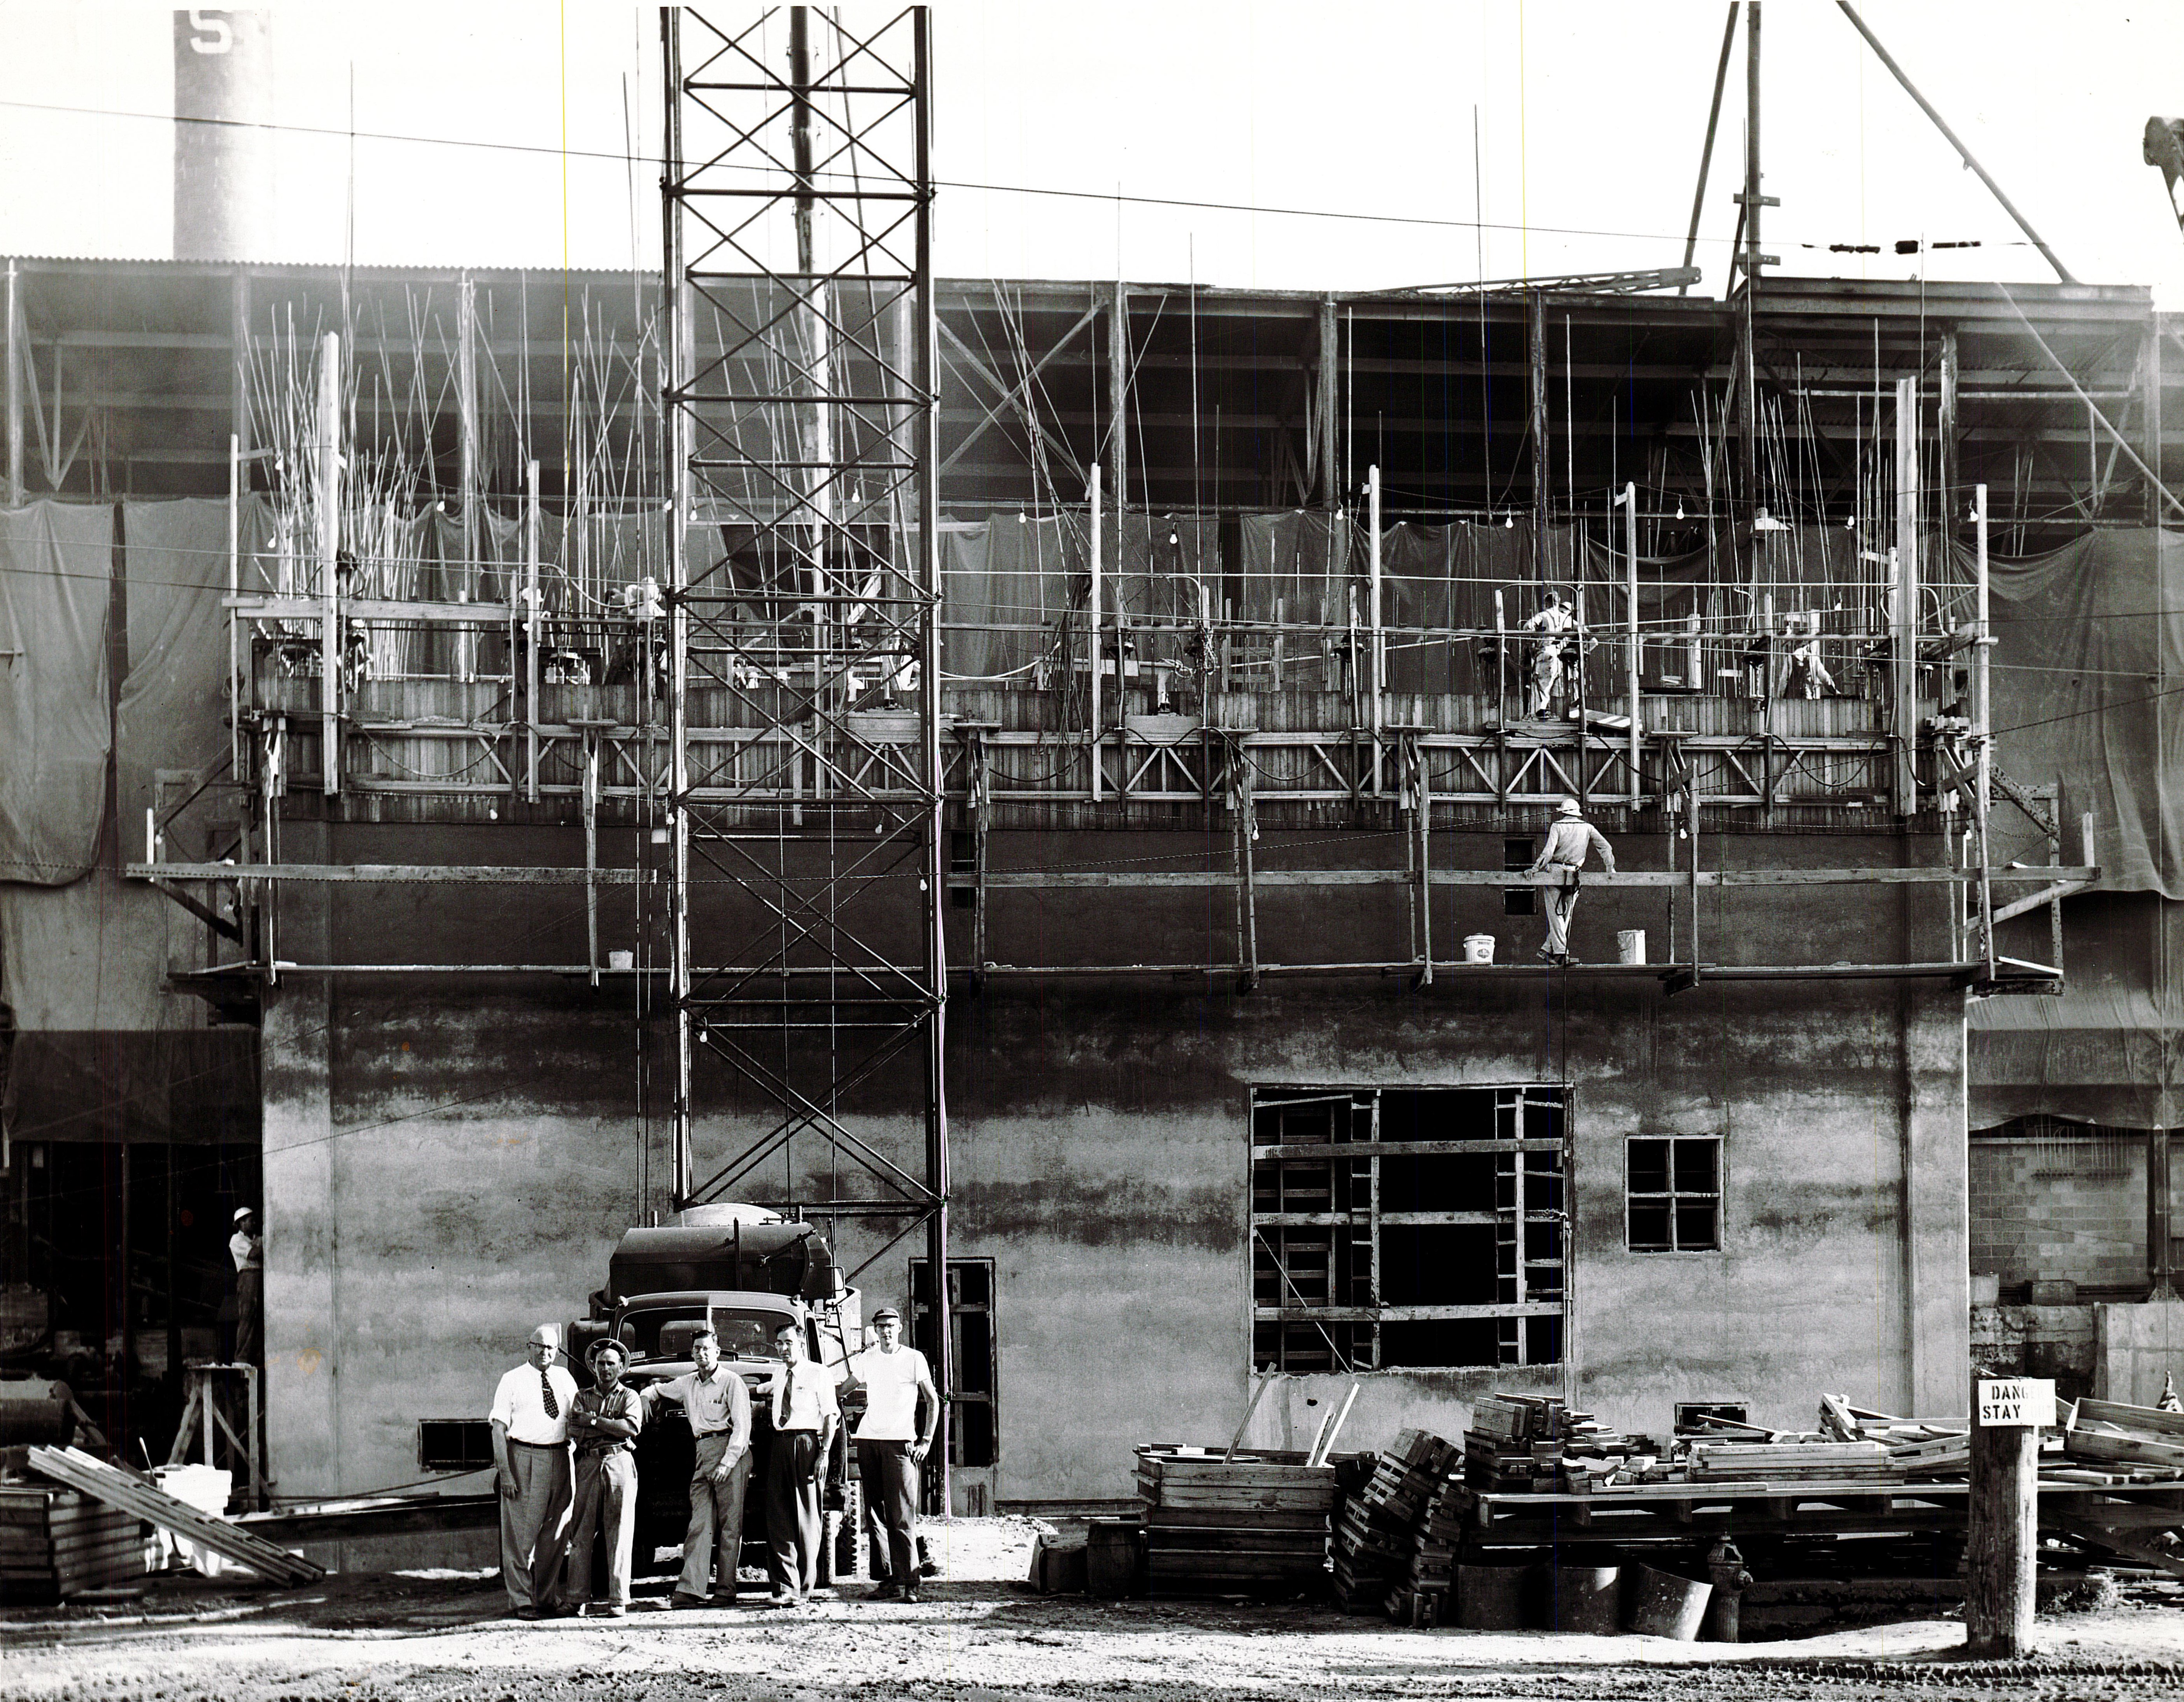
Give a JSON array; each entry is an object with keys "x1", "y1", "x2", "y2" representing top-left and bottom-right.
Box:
[
  {"x1": 489, "y1": 1323, "x2": 579, "y2": 1621},
  {"x1": 763, "y1": 1321, "x2": 839, "y2": 1606},
  {"x1": 565, "y1": 1339, "x2": 644, "y2": 1618},
  {"x1": 844, "y1": 1305, "x2": 938, "y2": 1601},
  {"x1": 641, "y1": 1325, "x2": 752, "y2": 1607},
  {"x1": 228, "y1": 1207, "x2": 262, "y2": 1364},
  {"x1": 1527, "y1": 796, "x2": 1617, "y2": 966}
]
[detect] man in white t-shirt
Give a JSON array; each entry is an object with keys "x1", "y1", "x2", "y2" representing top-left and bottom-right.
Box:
[
  {"x1": 488, "y1": 1323, "x2": 581, "y2": 1620},
  {"x1": 841, "y1": 1306, "x2": 937, "y2": 1601}
]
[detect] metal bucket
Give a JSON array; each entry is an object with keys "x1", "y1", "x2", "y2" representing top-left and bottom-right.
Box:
[
  {"x1": 1624, "y1": 1564, "x2": 1712, "y2": 1639},
  {"x1": 1617, "y1": 929, "x2": 1646, "y2": 965},
  {"x1": 1457, "y1": 1560, "x2": 1530, "y2": 1630},
  {"x1": 1461, "y1": 933, "x2": 1496, "y2": 965},
  {"x1": 1532, "y1": 1564, "x2": 1620, "y2": 1633}
]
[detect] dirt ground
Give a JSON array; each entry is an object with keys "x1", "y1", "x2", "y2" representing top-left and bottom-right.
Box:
[{"x1": 7, "y1": 1517, "x2": 2184, "y2": 1702}]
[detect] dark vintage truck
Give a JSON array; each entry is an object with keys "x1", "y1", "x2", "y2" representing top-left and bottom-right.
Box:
[{"x1": 567, "y1": 1205, "x2": 864, "y2": 1576}]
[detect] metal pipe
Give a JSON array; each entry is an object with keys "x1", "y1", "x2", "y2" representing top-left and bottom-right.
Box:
[
  {"x1": 913, "y1": 3, "x2": 952, "y2": 1518},
  {"x1": 1834, "y1": 0, "x2": 2075, "y2": 284},
  {"x1": 1088, "y1": 463, "x2": 1103, "y2": 799},
  {"x1": 1625, "y1": 481, "x2": 1641, "y2": 806},
  {"x1": 1975, "y1": 483, "x2": 1994, "y2": 984},
  {"x1": 525, "y1": 458, "x2": 540, "y2": 803},
  {"x1": 1681, "y1": 5, "x2": 1742, "y2": 295},
  {"x1": 661, "y1": 6, "x2": 694, "y2": 1210},
  {"x1": 5, "y1": 258, "x2": 20, "y2": 505},
  {"x1": 1368, "y1": 464, "x2": 1384, "y2": 788},
  {"x1": 317, "y1": 331, "x2": 341, "y2": 797}
]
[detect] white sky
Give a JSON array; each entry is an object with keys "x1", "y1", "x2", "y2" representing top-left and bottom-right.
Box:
[{"x1": 2, "y1": 2, "x2": 2183, "y2": 302}]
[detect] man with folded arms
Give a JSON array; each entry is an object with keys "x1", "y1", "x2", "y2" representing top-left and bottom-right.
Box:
[
  {"x1": 565, "y1": 1339, "x2": 645, "y2": 1618},
  {"x1": 489, "y1": 1323, "x2": 580, "y2": 1621},
  {"x1": 641, "y1": 1325, "x2": 752, "y2": 1607}
]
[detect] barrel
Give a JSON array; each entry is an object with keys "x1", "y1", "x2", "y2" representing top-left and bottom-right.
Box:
[
  {"x1": 1624, "y1": 1564, "x2": 1712, "y2": 1639},
  {"x1": 1532, "y1": 1564, "x2": 1620, "y2": 1633},
  {"x1": 1085, "y1": 1516, "x2": 1141, "y2": 1598},
  {"x1": 1457, "y1": 1560, "x2": 1530, "y2": 1630}
]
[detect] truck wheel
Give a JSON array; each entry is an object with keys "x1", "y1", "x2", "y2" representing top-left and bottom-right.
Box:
[{"x1": 832, "y1": 1480, "x2": 865, "y2": 1580}]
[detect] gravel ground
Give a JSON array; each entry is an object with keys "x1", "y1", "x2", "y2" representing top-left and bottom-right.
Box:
[{"x1": 7, "y1": 1518, "x2": 2184, "y2": 1701}]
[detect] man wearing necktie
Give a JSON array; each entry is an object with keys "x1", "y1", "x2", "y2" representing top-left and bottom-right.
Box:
[
  {"x1": 762, "y1": 1321, "x2": 839, "y2": 1606},
  {"x1": 488, "y1": 1323, "x2": 580, "y2": 1620}
]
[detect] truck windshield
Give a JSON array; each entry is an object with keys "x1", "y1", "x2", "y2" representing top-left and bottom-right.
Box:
[{"x1": 620, "y1": 1308, "x2": 787, "y2": 1363}]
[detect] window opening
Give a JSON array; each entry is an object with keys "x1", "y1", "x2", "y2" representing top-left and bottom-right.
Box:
[
  {"x1": 1503, "y1": 838, "x2": 1536, "y2": 916},
  {"x1": 1250, "y1": 1086, "x2": 1568, "y2": 1371},
  {"x1": 910, "y1": 1256, "x2": 996, "y2": 1469},
  {"x1": 1626, "y1": 1136, "x2": 1722, "y2": 1252}
]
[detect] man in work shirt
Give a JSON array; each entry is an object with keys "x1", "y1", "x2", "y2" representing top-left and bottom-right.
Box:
[
  {"x1": 1521, "y1": 593, "x2": 1576, "y2": 718},
  {"x1": 641, "y1": 1325, "x2": 752, "y2": 1607},
  {"x1": 489, "y1": 1323, "x2": 580, "y2": 1620},
  {"x1": 763, "y1": 1321, "x2": 839, "y2": 1606},
  {"x1": 1527, "y1": 796, "x2": 1617, "y2": 966},
  {"x1": 843, "y1": 1305, "x2": 938, "y2": 1601},
  {"x1": 228, "y1": 1207, "x2": 262, "y2": 1364},
  {"x1": 564, "y1": 1339, "x2": 644, "y2": 1618}
]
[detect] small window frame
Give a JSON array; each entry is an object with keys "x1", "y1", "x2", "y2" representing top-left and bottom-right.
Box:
[{"x1": 1625, "y1": 1134, "x2": 1723, "y2": 1253}]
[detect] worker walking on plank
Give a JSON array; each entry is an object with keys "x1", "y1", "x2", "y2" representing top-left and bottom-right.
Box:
[
  {"x1": 1521, "y1": 592, "x2": 1576, "y2": 718},
  {"x1": 763, "y1": 1321, "x2": 840, "y2": 1606},
  {"x1": 843, "y1": 1305, "x2": 939, "y2": 1602},
  {"x1": 489, "y1": 1323, "x2": 580, "y2": 1621},
  {"x1": 1527, "y1": 796, "x2": 1616, "y2": 966},
  {"x1": 564, "y1": 1339, "x2": 645, "y2": 1618},
  {"x1": 641, "y1": 1324, "x2": 752, "y2": 1607}
]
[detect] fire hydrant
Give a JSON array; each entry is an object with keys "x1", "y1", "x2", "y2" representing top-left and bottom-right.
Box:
[{"x1": 1701, "y1": 1536, "x2": 1753, "y2": 1642}]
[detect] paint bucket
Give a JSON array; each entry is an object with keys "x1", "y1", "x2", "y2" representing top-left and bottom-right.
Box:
[
  {"x1": 1617, "y1": 929, "x2": 1646, "y2": 965},
  {"x1": 1461, "y1": 934, "x2": 1496, "y2": 965},
  {"x1": 1624, "y1": 1564, "x2": 1712, "y2": 1639},
  {"x1": 1457, "y1": 1560, "x2": 1530, "y2": 1630},
  {"x1": 1085, "y1": 1516, "x2": 1142, "y2": 1598},
  {"x1": 1529, "y1": 1564, "x2": 1620, "y2": 1633},
  {"x1": 607, "y1": 949, "x2": 635, "y2": 971}
]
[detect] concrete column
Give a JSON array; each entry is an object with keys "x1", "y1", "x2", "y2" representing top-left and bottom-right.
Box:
[{"x1": 261, "y1": 820, "x2": 337, "y2": 1497}]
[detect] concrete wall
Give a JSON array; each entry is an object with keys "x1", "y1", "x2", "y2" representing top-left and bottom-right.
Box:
[{"x1": 259, "y1": 920, "x2": 1969, "y2": 1508}]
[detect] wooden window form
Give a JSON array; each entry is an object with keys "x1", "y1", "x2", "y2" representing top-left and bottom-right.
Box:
[
  {"x1": 910, "y1": 1256, "x2": 997, "y2": 1469},
  {"x1": 1625, "y1": 1136, "x2": 1722, "y2": 1252},
  {"x1": 1249, "y1": 1086, "x2": 1568, "y2": 1372}
]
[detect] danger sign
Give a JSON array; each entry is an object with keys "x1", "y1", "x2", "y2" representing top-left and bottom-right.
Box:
[{"x1": 1976, "y1": 1377, "x2": 2057, "y2": 1428}]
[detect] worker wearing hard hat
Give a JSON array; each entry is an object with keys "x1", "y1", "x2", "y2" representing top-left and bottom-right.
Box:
[
  {"x1": 228, "y1": 1208, "x2": 262, "y2": 1365},
  {"x1": 1526, "y1": 798, "x2": 1617, "y2": 965}
]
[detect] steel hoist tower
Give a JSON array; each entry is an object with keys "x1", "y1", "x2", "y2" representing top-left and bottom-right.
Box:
[{"x1": 660, "y1": 5, "x2": 949, "y2": 1490}]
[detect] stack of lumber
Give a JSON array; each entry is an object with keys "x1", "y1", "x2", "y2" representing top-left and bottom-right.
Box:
[
  {"x1": 1331, "y1": 1428, "x2": 1454, "y2": 1613},
  {"x1": 1464, "y1": 1394, "x2": 1646, "y2": 1492},
  {"x1": 1133, "y1": 1446, "x2": 1335, "y2": 1596},
  {"x1": 1389, "y1": 1474, "x2": 1468, "y2": 1626},
  {"x1": 2066, "y1": 1398, "x2": 2184, "y2": 1476},
  {"x1": 26, "y1": 1446, "x2": 323, "y2": 1587},
  {"x1": 1687, "y1": 1439, "x2": 1890, "y2": 1483},
  {"x1": 0, "y1": 1483, "x2": 142, "y2": 1602}
]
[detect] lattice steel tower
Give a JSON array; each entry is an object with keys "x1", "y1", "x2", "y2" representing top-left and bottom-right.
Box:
[{"x1": 659, "y1": 5, "x2": 948, "y2": 1478}]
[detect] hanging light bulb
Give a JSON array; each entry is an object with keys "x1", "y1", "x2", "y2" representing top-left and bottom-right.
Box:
[
  {"x1": 1504, "y1": 513, "x2": 1515, "y2": 529},
  {"x1": 1675, "y1": 500, "x2": 1686, "y2": 521}
]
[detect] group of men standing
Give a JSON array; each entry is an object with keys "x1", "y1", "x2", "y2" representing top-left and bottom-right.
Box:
[{"x1": 489, "y1": 1305, "x2": 937, "y2": 1620}]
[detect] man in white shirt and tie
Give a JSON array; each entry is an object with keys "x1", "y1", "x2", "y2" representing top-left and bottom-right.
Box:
[
  {"x1": 842, "y1": 1305, "x2": 938, "y2": 1601},
  {"x1": 762, "y1": 1321, "x2": 839, "y2": 1606},
  {"x1": 488, "y1": 1323, "x2": 581, "y2": 1620}
]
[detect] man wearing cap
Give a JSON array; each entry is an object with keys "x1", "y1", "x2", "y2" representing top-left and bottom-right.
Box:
[
  {"x1": 489, "y1": 1324, "x2": 580, "y2": 1620},
  {"x1": 564, "y1": 1339, "x2": 645, "y2": 1618},
  {"x1": 640, "y1": 1325, "x2": 753, "y2": 1607},
  {"x1": 228, "y1": 1208, "x2": 262, "y2": 1364},
  {"x1": 1521, "y1": 593, "x2": 1576, "y2": 718},
  {"x1": 842, "y1": 1306, "x2": 938, "y2": 1601},
  {"x1": 1526, "y1": 797, "x2": 1616, "y2": 966},
  {"x1": 763, "y1": 1320, "x2": 839, "y2": 1606}
]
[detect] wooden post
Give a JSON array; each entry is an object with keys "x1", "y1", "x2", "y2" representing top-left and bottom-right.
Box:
[
  {"x1": 457, "y1": 272, "x2": 478, "y2": 592},
  {"x1": 1893, "y1": 375, "x2": 1920, "y2": 816},
  {"x1": 1974, "y1": 483, "x2": 1995, "y2": 980},
  {"x1": 1965, "y1": 1395, "x2": 2038, "y2": 1656},
  {"x1": 1625, "y1": 482, "x2": 1641, "y2": 806},
  {"x1": 1088, "y1": 464, "x2": 1103, "y2": 800},
  {"x1": 316, "y1": 332, "x2": 341, "y2": 796},
  {"x1": 2149, "y1": 316, "x2": 2166, "y2": 527},
  {"x1": 5, "y1": 259, "x2": 21, "y2": 506},
  {"x1": 2152, "y1": 1127, "x2": 2176, "y2": 1300},
  {"x1": 1531, "y1": 290, "x2": 1550, "y2": 589},
  {"x1": 525, "y1": 459, "x2": 541, "y2": 802},
  {"x1": 1317, "y1": 295, "x2": 1338, "y2": 506},
  {"x1": 1939, "y1": 329, "x2": 1959, "y2": 524},
  {"x1": 1368, "y1": 464, "x2": 1383, "y2": 793}
]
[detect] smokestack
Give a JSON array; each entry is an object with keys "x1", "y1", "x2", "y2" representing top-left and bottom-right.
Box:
[{"x1": 173, "y1": 9, "x2": 273, "y2": 261}]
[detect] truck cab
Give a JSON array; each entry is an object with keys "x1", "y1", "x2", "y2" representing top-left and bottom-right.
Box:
[{"x1": 567, "y1": 1208, "x2": 864, "y2": 1576}]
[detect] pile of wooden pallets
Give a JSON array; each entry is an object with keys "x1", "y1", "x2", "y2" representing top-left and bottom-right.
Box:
[
  {"x1": 1466, "y1": 1394, "x2": 1650, "y2": 1493},
  {"x1": 1331, "y1": 1428, "x2": 1454, "y2": 1613},
  {"x1": 26, "y1": 1446, "x2": 322, "y2": 1588},
  {"x1": 1133, "y1": 1446, "x2": 1336, "y2": 1597},
  {"x1": 0, "y1": 1483, "x2": 142, "y2": 1602}
]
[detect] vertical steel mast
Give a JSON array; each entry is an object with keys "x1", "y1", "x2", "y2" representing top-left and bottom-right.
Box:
[{"x1": 660, "y1": 6, "x2": 950, "y2": 1500}]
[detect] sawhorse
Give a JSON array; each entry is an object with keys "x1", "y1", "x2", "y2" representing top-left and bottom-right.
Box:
[{"x1": 167, "y1": 1360, "x2": 267, "y2": 1511}]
